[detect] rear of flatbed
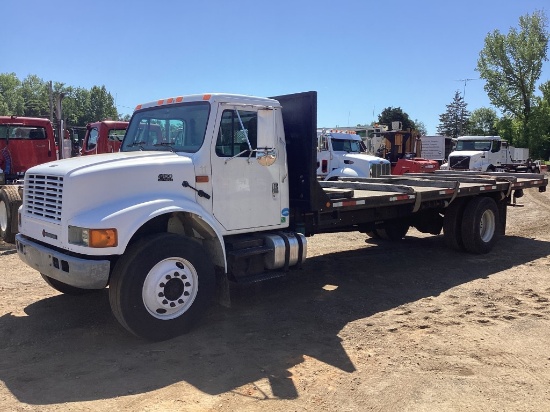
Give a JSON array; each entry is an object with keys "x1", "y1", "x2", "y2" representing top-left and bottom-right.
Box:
[{"x1": 275, "y1": 91, "x2": 548, "y2": 252}]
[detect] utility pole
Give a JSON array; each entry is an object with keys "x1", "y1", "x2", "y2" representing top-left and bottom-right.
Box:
[
  {"x1": 54, "y1": 92, "x2": 66, "y2": 159},
  {"x1": 456, "y1": 78, "x2": 477, "y2": 135}
]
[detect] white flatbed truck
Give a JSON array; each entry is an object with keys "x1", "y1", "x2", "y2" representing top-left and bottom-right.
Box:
[{"x1": 14, "y1": 92, "x2": 548, "y2": 340}]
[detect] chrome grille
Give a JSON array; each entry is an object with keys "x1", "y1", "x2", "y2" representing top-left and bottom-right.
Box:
[
  {"x1": 449, "y1": 156, "x2": 471, "y2": 170},
  {"x1": 25, "y1": 174, "x2": 63, "y2": 221},
  {"x1": 371, "y1": 163, "x2": 391, "y2": 177}
]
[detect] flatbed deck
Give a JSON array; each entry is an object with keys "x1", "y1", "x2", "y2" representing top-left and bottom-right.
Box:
[{"x1": 318, "y1": 172, "x2": 548, "y2": 211}]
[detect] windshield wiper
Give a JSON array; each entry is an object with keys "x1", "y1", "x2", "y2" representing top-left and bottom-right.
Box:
[
  {"x1": 154, "y1": 142, "x2": 175, "y2": 152},
  {"x1": 129, "y1": 141, "x2": 147, "y2": 150}
]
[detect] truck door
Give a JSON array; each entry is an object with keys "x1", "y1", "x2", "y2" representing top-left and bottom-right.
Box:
[
  {"x1": 81, "y1": 126, "x2": 99, "y2": 155},
  {"x1": 210, "y1": 105, "x2": 282, "y2": 231}
]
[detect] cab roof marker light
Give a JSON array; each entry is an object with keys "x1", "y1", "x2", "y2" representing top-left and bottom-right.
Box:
[
  {"x1": 176, "y1": 96, "x2": 184, "y2": 102},
  {"x1": 203, "y1": 94, "x2": 211, "y2": 100},
  {"x1": 135, "y1": 104, "x2": 143, "y2": 111}
]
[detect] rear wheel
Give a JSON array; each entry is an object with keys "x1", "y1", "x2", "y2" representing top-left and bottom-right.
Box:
[
  {"x1": 365, "y1": 230, "x2": 380, "y2": 239},
  {"x1": 0, "y1": 186, "x2": 22, "y2": 243},
  {"x1": 376, "y1": 219, "x2": 409, "y2": 241},
  {"x1": 443, "y1": 198, "x2": 467, "y2": 251},
  {"x1": 461, "y1": 197, "x2": 500, "y2": 254},
  {"x1": 109, "y1": 233, "x2": 215, "y2": 341}
]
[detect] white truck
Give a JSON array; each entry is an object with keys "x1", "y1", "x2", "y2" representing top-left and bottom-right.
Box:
[
  {"x1": 14, "y1": 92, "x2": 547, "y2": 341},
  {"x1": 446, "y1": 135, "x2": 540, "y2": 173},
  {"x1": 316, "y1": 130, "x2": 390, "y2": 180}
]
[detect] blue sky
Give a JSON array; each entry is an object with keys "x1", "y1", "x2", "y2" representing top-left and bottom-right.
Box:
[{"x1": 1, "y1": 0, "x2": 548, "y2": 134}]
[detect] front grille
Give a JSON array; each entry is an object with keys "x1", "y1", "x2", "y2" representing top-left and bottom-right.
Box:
[
  {"x1": 25, "y1": 174, "x2": 63, "y2": 222},
  {"x1": 371, "y1": 162, "x2": 391, "y2": 177},
  {"x1": 449, "y1": 156, "x2": 471, "y2": 170}
]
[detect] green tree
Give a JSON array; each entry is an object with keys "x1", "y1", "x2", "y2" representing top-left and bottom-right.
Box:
[
  {"x1": 20, "y1": 75, "x2": 49, "y2": 117},
  {"x1": 414, "y1": 119, "x2": 428, "y2": 135},
  {"x1": 88, "y1": 85, "x2": 118, "y2": 122},
  {"x1": 528, "y1": 80, "x2": 550, "y2": 159},
  {"x1": 0, "y1": 72, "x2": 25, "y2": 115},
  {"x1": 436, "y1": 91, "x2": 470, "y2": 138},
  {"x1": 377, "y1": 107, "x2": 416, "y2": 131},
  {"x1": 476, "y1": 10, "x2": 549, "y2": 148},
  {"x1": 467, "y1": 107, "x2": 499, "y2": 136}
]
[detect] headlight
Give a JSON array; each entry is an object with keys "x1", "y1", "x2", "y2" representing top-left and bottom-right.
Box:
[{"x1": 69, "y1": 226, "x2": 118, "y2": 248}]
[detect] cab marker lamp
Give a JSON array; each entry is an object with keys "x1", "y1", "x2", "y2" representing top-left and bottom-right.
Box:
[{"x1": 69, "y1": 226, "x2": 118, "y2": 248}]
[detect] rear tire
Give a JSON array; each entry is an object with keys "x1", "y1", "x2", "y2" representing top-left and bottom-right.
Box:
[
  {"x1": 109, "y1": 233, "x2": 215, "y2": 341},
  {"x1": 365, "y1": 230, "x2": 380, "y2": 239},
  {"x1": 443, "y1": 198, "x2": 467, "y2": 251},
  {"x1": 376, "y1": 219, "x2": 409, "y2": 241},
  {"x1": 461, "y1": 197, "x2": 500, "y2": 254},
  {"x1": 0, "y1": 186, "x2": 22, "y2": 243}
]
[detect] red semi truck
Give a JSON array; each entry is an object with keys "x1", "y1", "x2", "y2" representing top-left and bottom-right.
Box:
[
  {"x1": 0, "y1": 116, "x2": 60, "y2": 242},
  {"x1": 80, "y1": 120, "x2": 128, "y2": 156}
]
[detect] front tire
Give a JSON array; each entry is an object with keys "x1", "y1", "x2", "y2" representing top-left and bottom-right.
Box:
[
  {"x1": 109, "y1": 233, "x2": 215, "y2": 341},
  {"x1": 460, "y1": 197, "x2": 500, "y2": 254}
]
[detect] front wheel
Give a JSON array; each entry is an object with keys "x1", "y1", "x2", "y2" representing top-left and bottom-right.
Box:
[{"x1": 109, "y1": 233, "x2": 215, "y2": 341}]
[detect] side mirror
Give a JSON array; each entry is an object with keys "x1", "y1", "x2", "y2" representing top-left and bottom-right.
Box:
[
  {"x1": 256, "y1": 108, "x2": 278, "y2": 167},
  {"x1": 257, "y1": 148, "x2": 277, "y2": 166}
]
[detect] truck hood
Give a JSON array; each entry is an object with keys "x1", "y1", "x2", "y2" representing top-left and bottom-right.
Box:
[
  {"x1": 24, "y1": 151, "x2": 197, "y2": 221},
  {"x1": 339, "y1": 153, "x2": 390, "y2": 164},
  {"x1": 31, "y1": 151, "x2": 191, "y2": 176},
  {"x1": 448, "y1": 150, "x2": 484, "y2": 158}
]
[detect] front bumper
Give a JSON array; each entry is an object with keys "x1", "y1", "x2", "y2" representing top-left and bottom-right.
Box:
[{"x1": 15, "y1": 234, "x2": 111, "y2": 289}]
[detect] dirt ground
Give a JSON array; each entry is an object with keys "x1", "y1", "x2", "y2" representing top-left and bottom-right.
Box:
[{"x1": 1, "y1": 183, "x2": 550, "y2": 412}]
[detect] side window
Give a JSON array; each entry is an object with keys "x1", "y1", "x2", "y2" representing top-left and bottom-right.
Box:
[
  {"x1": 86, "y1": 128, "x2": 99, "y2": 150},
  {"x1": 215, "y1": 110, "x2": 257, "y2": 157},
  {"x1": 492, "y1": 140, "x2": 501, "y2": 153},
  {"x1": 108, "y1": 129, "x2": 126, "y2": 142}
]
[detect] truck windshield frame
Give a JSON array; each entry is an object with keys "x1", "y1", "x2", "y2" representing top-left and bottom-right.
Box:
[
  {"x1": 121, "y1": 102, "x2": 210, "y2": 153},
  {"x1": 331, "y1": 138, "x2": 363, "y2": 153},
  {"x1": 455, "y1": 140, "x2": 492, "y2": 151}
]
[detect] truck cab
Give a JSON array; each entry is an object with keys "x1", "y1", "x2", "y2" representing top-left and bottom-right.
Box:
[
  {"x1": 80, "y1": 120, "x2": 128, "y2": 155},
  {"x1": 317, "y1": 131, "x2": 390, "y2": 179},
  {"x1": 1, "y1": 116, "x2": 58, "y2": 242},
  {"x1": 0, "y1": 116, "x2": 57, "y2": 182},
  {"x1": 446, "y1": 136, "x2": 508, "y2": 171}
]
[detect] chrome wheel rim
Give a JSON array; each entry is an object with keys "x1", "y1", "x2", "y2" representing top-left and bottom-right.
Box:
[
  {"x1": 142, "y1": 257, "x2": 199, "y2": 320},
  {"x1": 479, "y1": 209, "x2": 496, "y2": 243}
]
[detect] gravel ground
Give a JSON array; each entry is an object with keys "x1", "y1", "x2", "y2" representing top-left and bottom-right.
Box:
[{"x1": 1, "y1": 184, "x2": 549, "y2": 411}]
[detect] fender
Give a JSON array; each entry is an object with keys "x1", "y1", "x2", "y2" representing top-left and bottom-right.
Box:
[
  {"x1": 324, "y1": 167, "x2": 360, "y2": 181},
  {"x1": 66, "y1": 196, "x2": 227, "y2": 270}
]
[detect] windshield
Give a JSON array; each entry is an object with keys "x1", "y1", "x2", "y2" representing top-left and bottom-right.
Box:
[
  {"x1": 121, "y1": 102, "x2": 210, "y2": 153},
  {"x1": 0, "y1": 125, "x2": 47, "y2": 140},
  {"x1": 331, "y1": 138, "x2": 363, "y2": 153},
  {"x1": 455, "y1": 140, "x2": 491, "y2": 151}
]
